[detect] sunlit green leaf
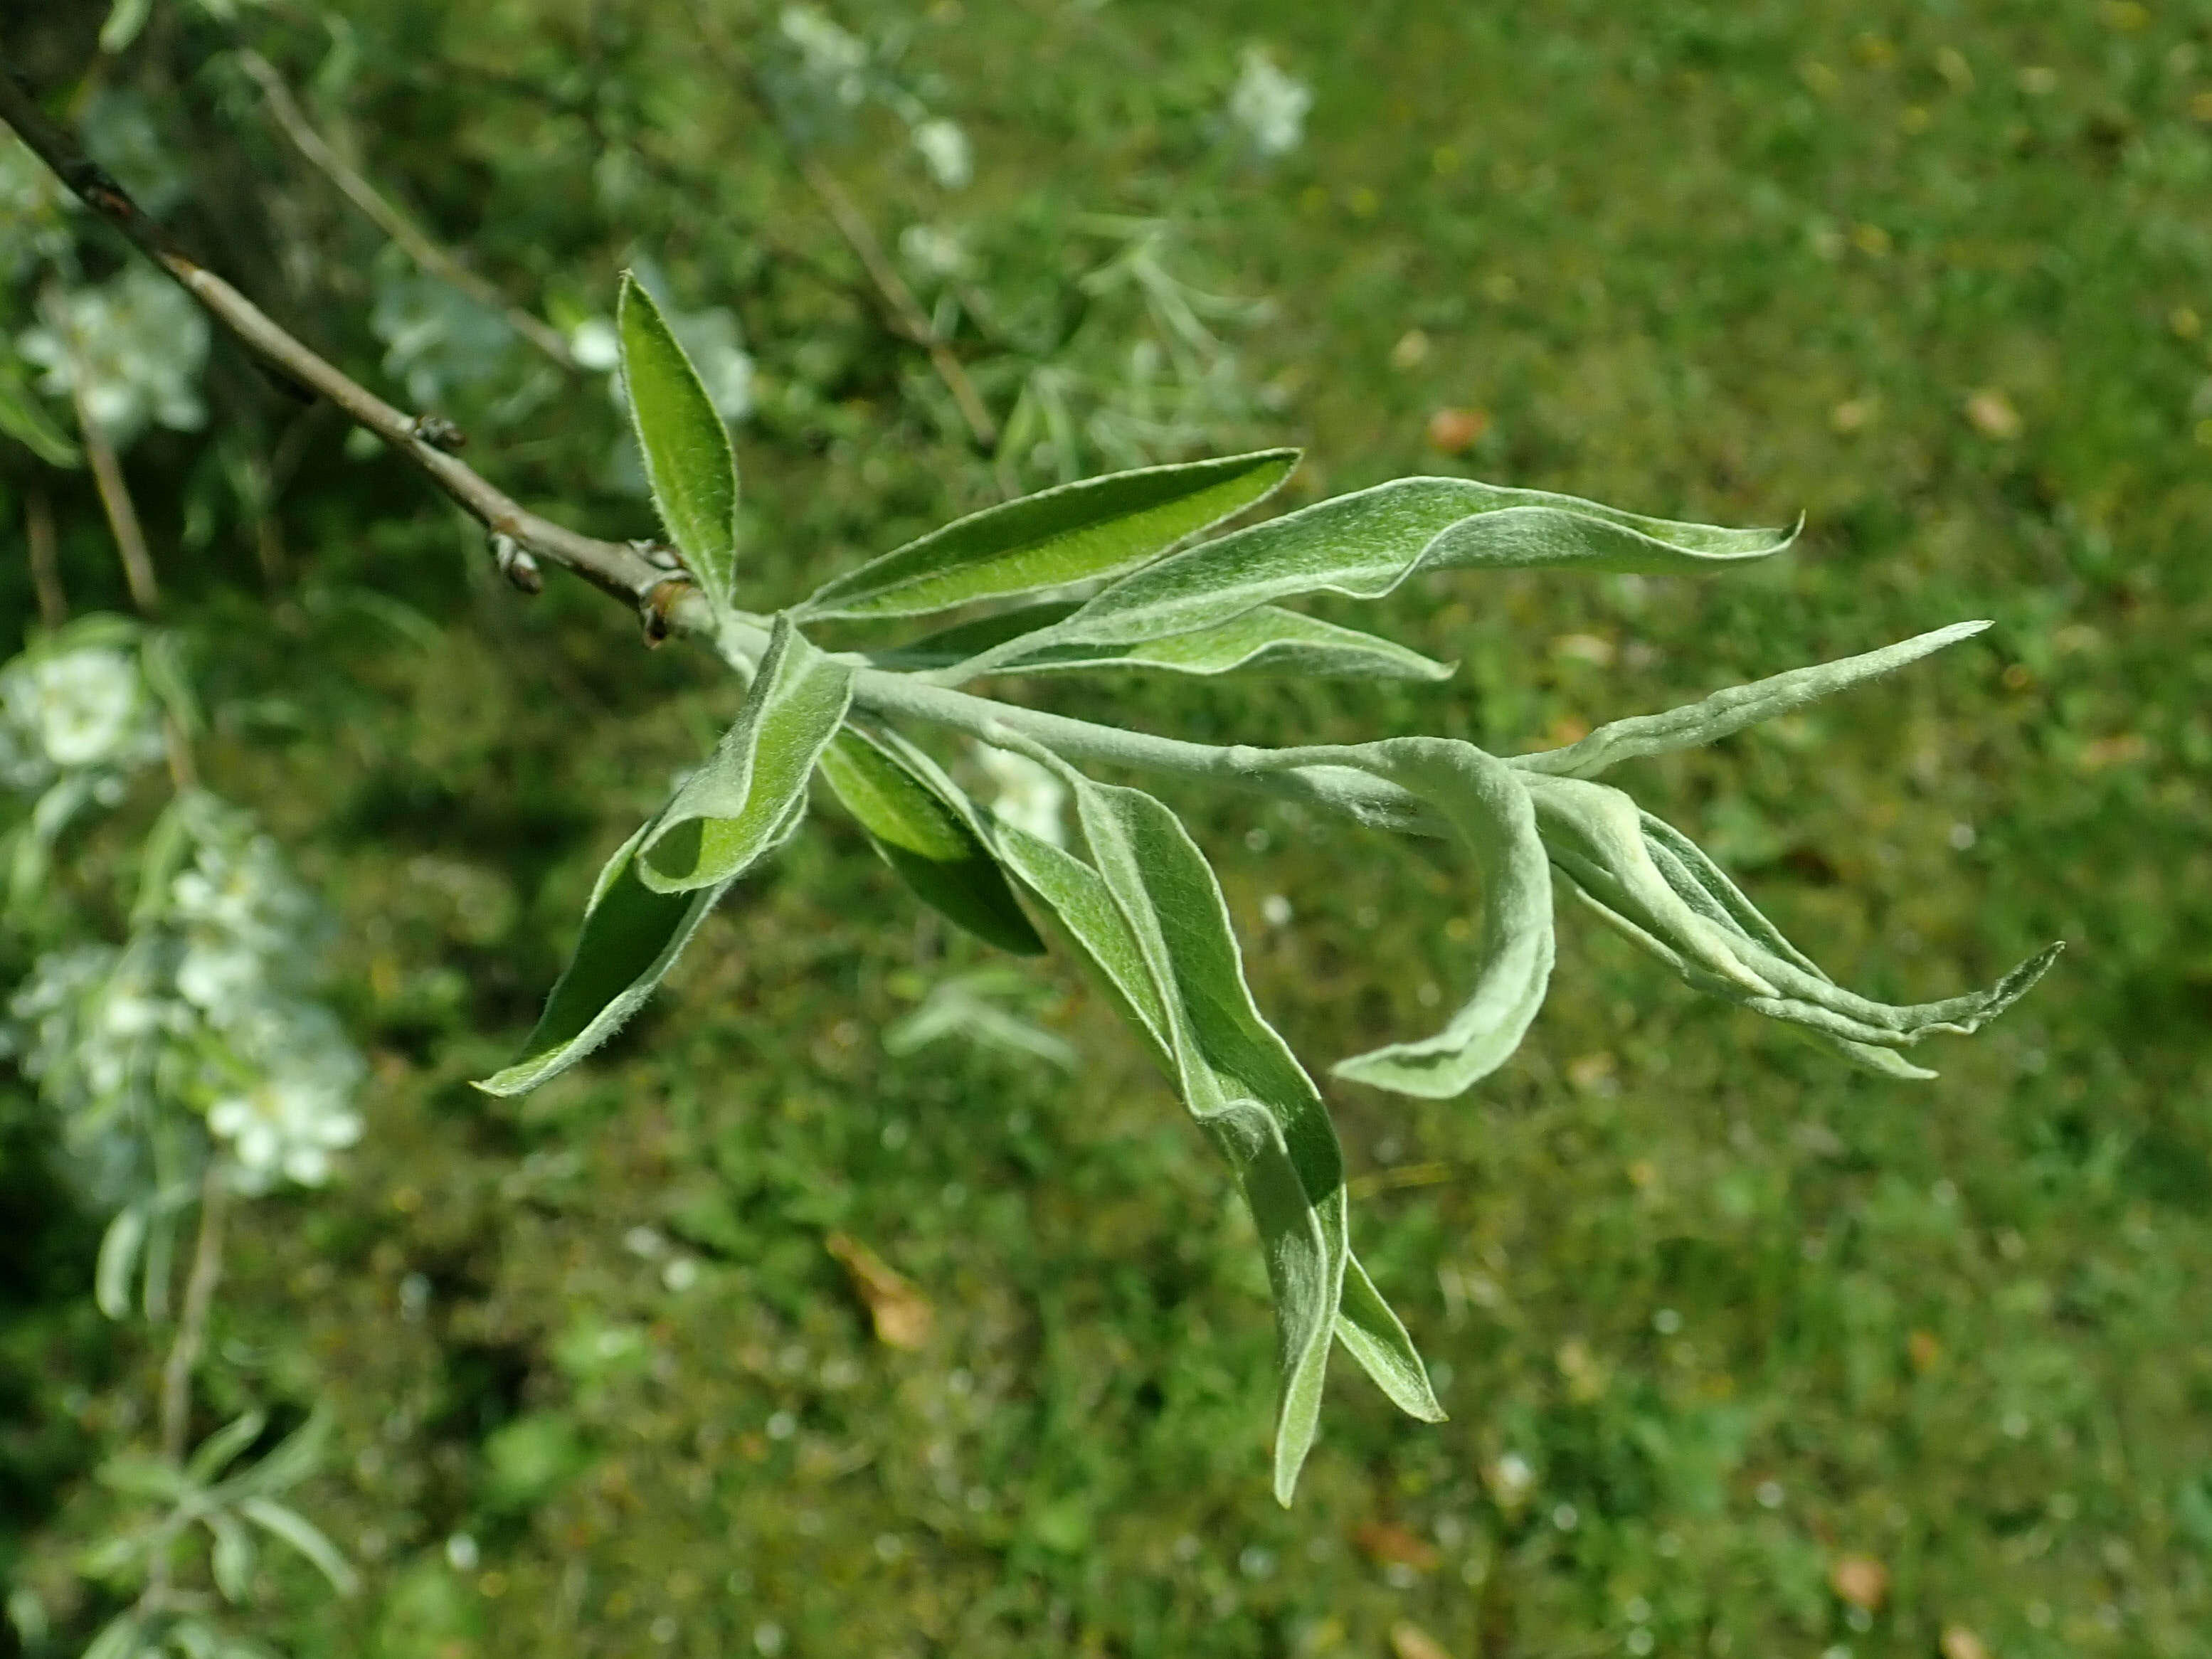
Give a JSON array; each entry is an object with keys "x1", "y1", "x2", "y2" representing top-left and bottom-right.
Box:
[
  {"x1": 1513, "y1": 620, "x2": 1990, "y2": 779},
  {"x1": 797, "y1": 448, "x2": 1298, "y2": 620},
  {"x1": 1047, "y1": 476, "x2": 1794, "y2": 647},
  {"x1": 637, "y1": 615, "x2": 853, "y2": 892},
  {"x1": 993, "y1": 742, "x2": 1347, "y2": 1504},
  {"x1": 815, "y1": 724, "x2": 1044, "y2": 954},
  {"x1": 619, "y1": 272, "x2": 739, "y2": 612},
  {"x1": 1540, "y1": 780, "x2": 2063, "y2": 1069},
  {"x1": 1336, "y1": 1253, "x2": 1447, "y2": 1423},
  {"x1": 95, "y1": 1204, "x2": 147, "y2": 1321},
  {"x1": 187, "y1": 1410, "x2": 269, "y2": 1486},
  {"x1": 473, "y1": 821, "x2": 733, "y2": 1096},
  {"x1": 206, "y1": 1511, "x2": 255, "y2": 1605},
  {"x1": 952, "y1": 605, "x2": 1452, "y2": 683},
  {"x1": 99, "y1": 0, "x2": 153, "y2": 53}
]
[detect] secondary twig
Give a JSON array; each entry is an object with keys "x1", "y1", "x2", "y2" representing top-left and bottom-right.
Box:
[
  {"x1": 56, "y1": 315, "x2": 163, "y2": 613},
  {"x1": 236, "y1": 51, "x2": 578, "y2": 372},
  {"x1": 159, "y1": 1162, "x2": 228, "y2": 1465},
  {"x1": 26, "y1": 484, "x2": 66, "y2": 626}
]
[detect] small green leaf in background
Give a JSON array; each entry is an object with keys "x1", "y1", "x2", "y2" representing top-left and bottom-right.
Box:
[
  {"x1": 1052, "y1": 476, "x2": 1795, "y2": 647},
  {"x1": 0, "y1": 346, "x2": 82, "y2": 468},
  {"x1": 98, "y1": 0, "x2": 154, "y2": 54},
  {"x1": 796, "y1": 447, "x2": 1299, "y2": 620},
  {"x1": 637, "y1": 614, "x2": 854, "y2": 892},
  {"x1": 618, "y1": 272, "x2": 739, "y2": 613},
  {"x1": 816, "y1": 723, "x2": 1044, "y2": 954},
  {"x1": 474, "y1": 822, "x2": 731, "y2": 1096},
  {"x1": 1513, "y1": 620, "x2": 1991, "y2": 779}
]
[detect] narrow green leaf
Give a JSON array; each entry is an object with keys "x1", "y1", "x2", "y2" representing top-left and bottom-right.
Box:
[
  {"x1": 0, "y1": 350, "x2": 80, "y2": 467},
  {"x1": 1335, "y1": 1253, "x2": 1447, "y2": 1423},
  {"x1": 797, "y1": 448, "x2": 1300, "y2": 620},
  {"x1": 1263, "y1": 739, "x2": 1557, "y2": 1099},
  {"x1": 1049, "y1": 477, "x2": 1794, "y2": 647},
  {"x1": 1513, "y1": 621, "x2": 1991, "y2": 780},
  {"x1": 95, "y1": 1204, "x2": 147, "y2": 1321},
  {"x1": 206, "y1": 1511, "x2": 255, "y2": 1605},
  {"x1": 473, "y1": 822, "x2": 732, "y2": 1096},
  {"x1": 99, "y1": 0, "x2": 154, "y2": 52},
  {"x1": 1005, "y1": 744, "x2": 1348, "y2": 1505},
  {"x1": 237, "y1": 1497, "x2": 359, "y2": 1595},
  {"x1": 187, "y1": 1411, "x2": 269, "y2": 1486},
  {"x1": 1548, "y1": 792, "x2": 2062, "y2": 1068},
  {"x1": 619, "y1": 273, "x2": 739, "y2": 612},
  {"x1": 637, "y1": 615, "x2": 854, "y2": 893},
  {"x1": 816, "y1": 724, "x2": 1044, "y2": 954},
  {"x1": 80, "y1": 1611, "x2": 144, "y2": 1659},
  {"x1": 956, "y1": 605, "x2": 1453, "y2": 683}
]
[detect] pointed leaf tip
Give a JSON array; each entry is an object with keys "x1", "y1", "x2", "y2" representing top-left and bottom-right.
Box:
[{"x1": 618, "y1": 272, "x2": 740, "y2": 613}]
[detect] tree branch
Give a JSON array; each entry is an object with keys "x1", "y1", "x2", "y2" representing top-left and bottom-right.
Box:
[
  {"x1": 58, "y1": 325, "x2": 162, "y2": 613},
  {"x1": 0, "y1": 65, "x2": 1444, "y2": 839},
  {"x1": 236, "y1": 51, "x2": 579, "y2": 373}
]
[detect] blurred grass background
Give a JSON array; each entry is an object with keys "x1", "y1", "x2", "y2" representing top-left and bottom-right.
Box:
[{"x1": 6, "y1": 1, "x2": 2212, "y2": 1655}]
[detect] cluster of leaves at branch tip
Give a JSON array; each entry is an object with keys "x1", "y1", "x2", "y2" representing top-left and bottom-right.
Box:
[{"x1": 478, "y1": 295, "x2": 2062, "y2": 1500}]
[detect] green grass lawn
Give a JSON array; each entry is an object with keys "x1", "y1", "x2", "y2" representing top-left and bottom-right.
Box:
[{"x1": 10, "y1": 1, "x2": 2212, "y2": 1655}]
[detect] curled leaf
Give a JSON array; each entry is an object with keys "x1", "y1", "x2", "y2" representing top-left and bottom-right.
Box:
[
  {"x1": 637, "y1": 615, "x2": 854, "y2": 892},
  {"x1": 1047, "y1": 476, "x2": 1793, "y2": 647},
  {"x1": 798, "y1": 448, "x2": 1298, "y2": 620},
  {"x1": 951, "y1": 604, "x2": 1452, "y2": 683}
]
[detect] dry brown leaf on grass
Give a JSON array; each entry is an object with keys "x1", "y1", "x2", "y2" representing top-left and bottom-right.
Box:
[
  {"x1": 1354, "y1": 1521, "x2": 1439, "y2": 1572},
  {"x1": 825, "y1": 1232, "x2": 933, "y2": 1350},
  {"x1": 1829, "y1": 1552, "x2": 1890, "y2": 1611},
  {"x1": 1940, "y1": 1624, "x2": 1991, "y2": 1659}
]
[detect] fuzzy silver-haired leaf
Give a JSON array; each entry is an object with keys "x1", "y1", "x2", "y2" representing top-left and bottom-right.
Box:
[
  {"x1": 474, "y1": 819, "x2": 740, "y2": 1096},
  {"x1": 1038, "y1": 477, "x2": 1793, "y2": 648},
  {"x1": 798, "y1": 449, "x2": 1298, "y2": 620},
  {"x1": 638, "y1": 615, "x2": 854, "y2": 892},
  {"x1": 1336, "y1": 1253, "x2": 1447, "y2": 1422},
  {"x1": 1513, "y1": 620, "x2": 1991, "y2": 780},
  {"x1": 620, "y1": 273, "x2": 740, "y2": 614},
  {"x1": 816, "y1": 724, "x2": 1045, "y2": 954},
  {"x1": 1536, "y1": 778, "x2": 2061, "y2": 1071},
  {"x1": 982, "y1": 743, "x2": 1350, "y2": 1503},
  {"x1": 941, "y1": 603, "x2": 1452, "y2": 683}
]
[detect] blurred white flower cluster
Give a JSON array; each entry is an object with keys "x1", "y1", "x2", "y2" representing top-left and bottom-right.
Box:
[
  {"x1": 973, "y1": 743, "x2": 1067, "y2": 847},
  {"x1": 5, "y1": 797, "x2": 363, "y2": 1192},
  {"x1": 774, "y1": 4, "x2": 973, "y2": 190},
  {"x1": 1227, "y1": 46, "x2": 1312, "y2": 158},
  {"x1": 780, "y1": 5, "x2": 871, "y2": 108},
  {"x1": 0, "y1": 643, "x2": 165, "y2": 794},
  {"x1": 18, "y1": 265, "x2": 208, "y2": 443}
]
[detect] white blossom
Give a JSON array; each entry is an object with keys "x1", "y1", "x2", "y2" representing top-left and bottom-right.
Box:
[
  {"x1": 899, "y1": 223, "x2": 970, "y2": 282},
  {"x1": 1227, "y1": 47, "x2": 1312, "y2": 158},
  {"x1": 780, "y1": 6, "x2": 870, "y2": 107},
  {"x1": 0, "y1": 647, "x2": 163, "y2": 790},
  {"x1": 18, "y1": 267, "x2": 208, "y2": 443},
  {"x1": 973, "y1": 744, "x2": 1067, "y2": 847},
  {"x1": 910, "y1": 118, "x2": 973, "y2": 191},
  {"x1": 208, "y1": 1002, "x2": 365, "y2": 1190}
]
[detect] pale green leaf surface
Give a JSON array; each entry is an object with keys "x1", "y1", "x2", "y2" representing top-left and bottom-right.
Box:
[
  {"x1": 237, "y1": 1497, "x2": 359, "y2": 1594},
  {"x1": 206, "y1": 1511, "x2": 255, "y2": 1605},
  {"x1": 1513, "y1": 621, "x2": 1991, "y2": 779},
  {"x1": 798, "y1": 448, "x2": 1298, "y2": 620},
  {"x1": 638, "y1": 615, "x2": 854, "y2": 892},
  {"x1": 95, "y1": 1205, "x2": 147, "y2": 1321},
  {"x1": 99, "y1": 0, "x2": 153, "y2": 52},
  {"x1": 1028, "y1": 749, "x2": 1348, "y2": 1505},
  {"x1": 956, "y1": 605, "x2": 1452, "y2": 683},
  {"x1": 816, "y1": 724, "x2": 1044, "y2": 954},
  {"x1": 1335, "y1": 1253, "x2": 1447, "y2": 1423},
  {"x1": 1264, "y1": 739, "x2": 1557, "y2": 1099},
  {"x1": 1047, "y1": 477, "x2": 1794, "y2": 647},
  {"x1": 80, "y1": 1611, "x2": 144, "y2": 1659},
  {"x1": 474, "y1": 822, "x2": 731, "y2": 1096},
  {"x1": 619, "y1": 273, "x2": 739, "y2": 611}
]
